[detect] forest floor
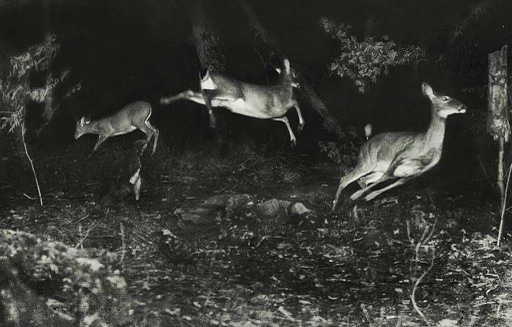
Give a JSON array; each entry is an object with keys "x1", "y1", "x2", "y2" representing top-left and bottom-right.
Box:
[{"x1": 1, "y1": 136, "x2": 512, "y2": 327}]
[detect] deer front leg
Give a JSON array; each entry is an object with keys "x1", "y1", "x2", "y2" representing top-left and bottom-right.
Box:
[
  {"x1": 273, "y1": 116, "x2": 296, "y2": 147},
  {"x1": 202, "y1": 90, "x2": 217, "y2": 129},
  {"x1": 294, "y1": 102, "x2": 305, "y2": 133},
  {"x1": 92, "y1": 134, "x2": 110, "y2": 153}
]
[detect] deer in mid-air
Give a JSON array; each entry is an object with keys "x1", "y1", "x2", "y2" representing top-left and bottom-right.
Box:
[
  {"x1": 160, "y1": 59, "x2": 304, "y2": 146},
  {"x1": 75, "y1": 101, "x2": 159, "y2": 155},
  {"x1": 332, "y1": 82, "x2": 467, "y2": 210}
]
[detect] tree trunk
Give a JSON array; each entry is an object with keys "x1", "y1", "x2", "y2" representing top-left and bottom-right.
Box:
[
  {"x1": 488, "y1": 45, "x2": 510, "y2": 247},
  {"x1": 182, "y1": 0, "x2": 226, "y2": 72},
  {"x1": 487, "y1": 46, "x2": 510, "y2": 142},
  {"x1": 181, "y1": 0, "x2": 228, "y2": 147},
  {"x1": 237, "y1": 0, "x2": 341, "y2": 137}
]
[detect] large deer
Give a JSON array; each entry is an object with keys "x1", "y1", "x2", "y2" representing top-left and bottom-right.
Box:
[
  {"x1": 332, "y1": 83, "x2": 466, "y2": 210},
  {"x1": 160, "y1": 59, "x2": 304, "y2": 146},
  {"x1": 75, "y1": 101, "x2": 159, "y2": 155}
]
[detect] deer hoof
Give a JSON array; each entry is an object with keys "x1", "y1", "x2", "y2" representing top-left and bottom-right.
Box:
[
  {"x1": 290, "y1": 139, "x2": 296, "y2": 147},
  {"x1": 298, "y1": 123, "x2": 304, "y2": 133}
]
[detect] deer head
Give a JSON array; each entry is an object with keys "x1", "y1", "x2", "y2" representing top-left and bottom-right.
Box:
[
  {"x1": 422, "y1": 83, "x2": 467, "y2": 119},
  {"x1": 75, "y1": 116, "x2": 91, "y2": 139}
]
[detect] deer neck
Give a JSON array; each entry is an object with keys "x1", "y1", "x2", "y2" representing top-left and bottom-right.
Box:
[
  {"x1": 424, "y1": 105, "x2": 446, "y2": 149},
  {"x1": 278, "y1": 72, "x2": 293, "y2": 89},
  {"x1": 84, "y1": 122, "x2": 104, "y2": 135}
]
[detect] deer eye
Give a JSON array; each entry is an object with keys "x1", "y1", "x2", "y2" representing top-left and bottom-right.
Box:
[{"x1": 442, "y1": 96, "x2": 449, "y2": 101}]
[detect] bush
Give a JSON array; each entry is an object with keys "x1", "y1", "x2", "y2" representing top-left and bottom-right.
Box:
[{"x1": 0, "y1": 229, "x2": 134, "y2": 327}]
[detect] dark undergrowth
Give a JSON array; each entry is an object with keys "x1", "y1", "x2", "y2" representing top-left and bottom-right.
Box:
[{"x1": 1, "y1": 134, "x2": 512, "y2": 326}]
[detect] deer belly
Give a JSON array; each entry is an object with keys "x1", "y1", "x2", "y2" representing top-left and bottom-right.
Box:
[
  {"x1": 111, "y1": 126, "x2": 137, "y2": 136},
  {"x1": 221, "y1": 98, "x2": 270, "y2": 118}
]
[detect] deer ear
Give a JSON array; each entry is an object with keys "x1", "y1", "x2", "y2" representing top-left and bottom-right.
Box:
[{"x1": 421, "y1": 82, "x2": 434, "y2": 99}]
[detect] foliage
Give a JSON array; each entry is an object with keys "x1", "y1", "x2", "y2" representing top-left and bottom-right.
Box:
[
  {"x1": 320, "y1": 17, "x2": 424, "y2": 93},
  {"x1": 0, "y1": 34, "x2": 80, "y2": 206},
  {"x1": 318, "y1": 126, "x2": 361, "y2": 172},
  {"x1": 0, "y1": 229, "x2": 134, "y2": 327},
  {"x1": 449, "y1": 0, "x2": 508, "y2": 43},
  {"x1": 0, "y1": 34, "x2": 79, "y2": 133}
]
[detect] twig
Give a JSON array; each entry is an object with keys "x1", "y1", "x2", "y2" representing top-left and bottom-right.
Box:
[
  {"x1": 423, "y1": 217, "x2": 437, "y2": 245},
  {"x1": 407, "y1": 215, "x2": 437, "y2": 326},
  {"x1": 74, "y1": 214, "x2": 90, "y2": 224},
  {"x1": 120, "y1": 222, "x2": 126, "y2": 271},
  {"x1": 75, "y1": 221, "x2": 97, "y2": 249},
  {"x1": 497, "y1": 160, "x2": 512, "y2": 246},
  {"x1": 477, "y1": 155, "x2": 492, "y2": 186},
  {"x1": 22, "y1": 192, "x2": 36, "y2": 200},
  {"x1": 411, "y1": 248, "x2": 435, "y2": 326},
  {"x1": 22, "y1": 125, "x2": 43, "y2": 206}
]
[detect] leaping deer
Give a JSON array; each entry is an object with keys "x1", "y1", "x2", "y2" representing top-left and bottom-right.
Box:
[
  {"x1": 160, "y1": 59, "x2": 304, "y2": 146},
  {"x1": 332, "y1": 83, "x2": 467, "y2": 210},
  {"x1": 75, "y1": 101, "x2": 159, "y2": 155}
]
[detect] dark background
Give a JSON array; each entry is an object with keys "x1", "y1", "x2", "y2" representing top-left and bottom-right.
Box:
[{"x1": 0, "y1": 0, "x2": 511, "y2": 172}]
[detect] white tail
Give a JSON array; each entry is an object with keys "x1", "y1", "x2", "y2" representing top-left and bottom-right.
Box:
[
  {"x1": 332, "y1": 83, "x2": 466, "y2": 210},
  {"x1": 364, "y1": 123, "x2": 372, "y2": 140},
  {"x1": 160, "y1": 59, "x2": 304, "y2": 146},
  {"x1": 75, "y1": 101, "x2": 159, "y2": 155}
]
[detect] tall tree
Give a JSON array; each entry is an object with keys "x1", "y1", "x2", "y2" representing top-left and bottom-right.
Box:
[
  {"x1": 182, "y1": 0, "x2": 226, "y2": 72},
  {"x1": 181, "y1": 0, "x2": 226, "y2": 129}
]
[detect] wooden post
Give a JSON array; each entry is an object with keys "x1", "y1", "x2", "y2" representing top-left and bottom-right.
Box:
[{"x1": 488, "y1": 45, "x2": 510, "y2": 246}]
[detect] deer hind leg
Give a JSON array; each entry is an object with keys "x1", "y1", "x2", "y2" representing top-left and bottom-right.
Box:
[
  {"x1": 332, "y1": 167, "x2": 374, "y2": 211},
  {"x1": 145, "y1": 121, "x2": 159, "y2": 155},
  {"x1": 182, "y1": 90, "x2": 206, "y2": 105},
  {"x1": 349, "y1": 174, "x2": 395, "y2": 200},
  {"x1": 160, "y1": 90, "x2": 204, "y2": 105},
  {"x1": 357, "y1": 171, "x2": 385, "y2": 188},
  {"x1": 273, "y1": 116, "x2": 296, "y2": 147},
  {"x1": 364, "y1": 177, "x2": 411, "y2": 201}
]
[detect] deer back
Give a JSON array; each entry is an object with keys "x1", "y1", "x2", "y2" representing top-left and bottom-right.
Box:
[{"x1": 75, "y1": 101, "x2": 151, "y2": 138}]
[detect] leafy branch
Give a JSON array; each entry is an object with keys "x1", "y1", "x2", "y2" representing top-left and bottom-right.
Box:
[
  {"x1": 0, "y1": 34, "x2": 79, "y2": 206},
  {"x1": 320, "y1": 17, "x2": 424, "y2": 93}
]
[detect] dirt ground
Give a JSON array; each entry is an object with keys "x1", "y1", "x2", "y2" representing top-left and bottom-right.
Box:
[{"x1": 1, "y1": 136, "x2": 511, "y2": 327}]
